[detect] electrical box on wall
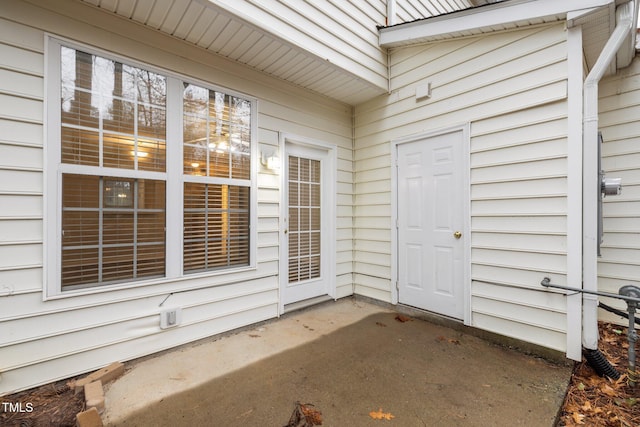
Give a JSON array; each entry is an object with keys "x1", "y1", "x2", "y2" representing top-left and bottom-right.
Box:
[
  {"x1": 160, "y1": 308, "x2": 182, "y2": 329},
  {"x1": 415, "y1": 82, "x2": 432, "y2": 101}
]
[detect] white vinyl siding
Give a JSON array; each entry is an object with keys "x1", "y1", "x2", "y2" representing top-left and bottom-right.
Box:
[
  {"x1": 597, "y1": 56, "x2": 640, "y2": 322},
  {"x1": 0, "y1": 0, "x2": 353, "y2": 395},
  {"x1": 391, "y1": 0, "x2": 475, "y2": 24},
  {"x1": 0, "y1": 17, "x2": 44, "y2": 301},
  {"x1": 354, "y1": 22, "x2": 570, "y2": 350}
]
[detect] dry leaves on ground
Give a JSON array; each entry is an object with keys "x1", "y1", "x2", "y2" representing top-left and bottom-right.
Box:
[
  {"x1": 369, "y1": 407, "x2": 395, "y2": 420},
  {"x1": 284, "y1": 402, "x2": 323, "y2": 427},
  {"x1": 559, "y1": 322, "x2": 640, "y2": 426},
  {"x1": 394, "y1": 314, "x2": 412, "y2": 323}
]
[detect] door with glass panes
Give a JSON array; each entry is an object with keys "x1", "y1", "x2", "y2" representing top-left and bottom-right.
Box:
[{"x1": 281, "y1": 140, "x2": 334, "y2": 306}]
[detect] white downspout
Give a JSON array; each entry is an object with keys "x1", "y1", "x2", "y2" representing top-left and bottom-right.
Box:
[
  {"x1": 387, "y1": 0, "x2": 396, "y2": 26},
  {"x1": 582, "y1": 0, "x2": 636, "y2": 351}
]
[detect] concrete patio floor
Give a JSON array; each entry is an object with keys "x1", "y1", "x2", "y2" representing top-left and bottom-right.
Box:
[{"x1": 102, "y1": 297, "x2": 573, "y2": 426}]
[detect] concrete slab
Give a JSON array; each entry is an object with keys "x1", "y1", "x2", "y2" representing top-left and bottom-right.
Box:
[
  {"x1": 103, "y1": 298, "x2": 390, "y2": 424},
  {"x1": 103, "y1": 298, "x2": 572, "y2": 426}
]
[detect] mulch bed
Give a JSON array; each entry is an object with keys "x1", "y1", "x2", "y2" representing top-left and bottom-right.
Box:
[
  {"x1": 559, "y1": 322, "x2": 640, "y2": 426},
  {"x1": 0, "y1": 377, "x2": 84, "y2": 427},
  {"x1": 2, "y1": 322, "x2": 639, "y2": 426}
]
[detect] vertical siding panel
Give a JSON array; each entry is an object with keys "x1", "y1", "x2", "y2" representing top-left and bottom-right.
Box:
[{"x1": 354, "y1": 23, "x2": 570, "y2": 350}]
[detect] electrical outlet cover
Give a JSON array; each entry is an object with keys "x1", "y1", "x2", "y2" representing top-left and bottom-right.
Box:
[{"x1": 160, "y1": 307, "x2": 182, "y2": 329}]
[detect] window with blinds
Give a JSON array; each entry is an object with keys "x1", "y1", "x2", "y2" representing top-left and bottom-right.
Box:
[
  {"x1": 61, "y1": 175, "x2": 166, "y2": 287},
  {"x1": 59, "y1": 47, "x2": 167, "y2": 290},
  {"x1": 182, "y1": 84, "x2": 251, "y2": 273},
  {"x1": 52, "y1": 41, "x2": 253, "y2": 293},
  {"x1": 183, "y1": 184, "x2": 249, "y2": 272}
]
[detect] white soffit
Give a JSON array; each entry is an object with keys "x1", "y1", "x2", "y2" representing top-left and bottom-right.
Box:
[
  {"x1": 78, "y1": 0, "x2": 387, "y2": 106},
  {"x1": 379, "y1": 0, "x2": 617, "y2": 47}
]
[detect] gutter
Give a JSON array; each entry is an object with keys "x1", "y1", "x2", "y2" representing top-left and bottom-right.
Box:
[{"x1": 582, "y1": 0, "x2": 637, "y2": 351}]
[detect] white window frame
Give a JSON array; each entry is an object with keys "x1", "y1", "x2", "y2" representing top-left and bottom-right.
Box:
[{"x1": 44, "y1": 36, "x2": 258, "y2": 299}]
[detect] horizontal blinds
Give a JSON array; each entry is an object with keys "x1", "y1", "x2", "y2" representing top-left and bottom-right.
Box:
[
  {"x1": 60, "y1": 46, "x2": 167, "y2": 172},
  {"x1": 182, "y1": 84, "x2": 251, "y2": 180},
  {"x1": 288, "y1": 156, "x2": 321, "y2": 283},
  {"x1": 61, "y1": 174, "x2": 166, "y2": 289},
  {"x1": 55, "y1": 44, "x2": 253, "y2": 291},
  {"x1": 182, "y1": 83, "x2": 252, "y2": 274},
  {"x1": 184, "y1": 183, "x2": 249, "y2": 272}
]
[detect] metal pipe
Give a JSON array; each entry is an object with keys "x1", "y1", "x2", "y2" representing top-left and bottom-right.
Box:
[
  {"x1": 626, "y1": 304, "x2": 637, "y2": 385},
  {"x1": 541, "y1": 278, "x2": 640, "y2": 304},
  {"x1": 619, "y1": 285, "x2": 640, "y2": 386}
]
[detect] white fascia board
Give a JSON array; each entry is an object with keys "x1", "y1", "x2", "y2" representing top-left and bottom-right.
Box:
[{"x1": 379, "y1": 0, "x2": 615, "y2": 47}]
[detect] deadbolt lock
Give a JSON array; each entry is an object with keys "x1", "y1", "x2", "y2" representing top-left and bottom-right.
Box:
[{"x1": 453, "y1": 231, "x2": 462, "y2": 239}]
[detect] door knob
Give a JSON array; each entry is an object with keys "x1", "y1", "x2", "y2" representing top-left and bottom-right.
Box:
[{"x1": 453, "y1": 231, "x2": 462, "y2": 239}]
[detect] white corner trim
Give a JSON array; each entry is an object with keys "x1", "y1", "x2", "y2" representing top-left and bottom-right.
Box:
[{"x1": 566, "y1": 24, "x2": 584, "y2": 361}]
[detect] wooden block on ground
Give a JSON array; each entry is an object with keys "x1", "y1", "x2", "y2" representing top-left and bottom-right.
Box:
[
  {"x1": 84, "y1": 380, "x2": 105, "y2": 414},
  {"x1": 76, "y1": 407, "x2": 103, "y2": 427},
  {"x1": 73, "y1": 362, "x2": 125, "y2": 394}
]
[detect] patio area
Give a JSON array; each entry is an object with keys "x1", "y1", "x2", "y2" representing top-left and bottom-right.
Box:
[{"x1": 102, "y1": 297, "x2": 573, "y2": 426}]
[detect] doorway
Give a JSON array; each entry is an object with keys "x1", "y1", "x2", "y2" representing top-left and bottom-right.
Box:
[
  {"x1": 280, "y1": 136, "x2": 336, "y2": 310},
  {"x1": 395, "y1": 127, "x2": 469, "y2": 320}
]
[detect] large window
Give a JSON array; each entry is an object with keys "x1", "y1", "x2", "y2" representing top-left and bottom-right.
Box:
[{"x1": 47, "y1": 39, "x2": 255, "y2": 294}]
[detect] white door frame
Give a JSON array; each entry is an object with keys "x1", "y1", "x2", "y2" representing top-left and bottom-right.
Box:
[
  {"x1": 391, "y1": 124, "x2": 472, "y2": 325},
  {"x1": 278, "y1": 133, "x2": 337, "y2": 314}
]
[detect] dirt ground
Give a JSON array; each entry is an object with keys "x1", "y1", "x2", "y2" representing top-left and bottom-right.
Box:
[
  {"x1": 1, "y1": 321, "x2": 638, "y2": 426},
  {"x1": 558, "y1": 323, "x2": 640, "y2": 426}
]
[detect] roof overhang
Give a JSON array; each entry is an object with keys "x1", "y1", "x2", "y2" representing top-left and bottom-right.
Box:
[
  {"x1": 77, "y1": 0, "x2": 389, "y2": 106},
  {"x1": 379, "y1": 0, "x2": 619, "y2": 48}
]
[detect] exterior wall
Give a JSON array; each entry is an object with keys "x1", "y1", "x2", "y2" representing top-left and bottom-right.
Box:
[
  {"x1": 354, "y1": 22, "x2": 572, "y2": 351},
  {"x1": 0, "y1": 0, "x2": 353, "y2": 394},
  {"x1": 598, "y1": 56, "x2": 640, "y2": 322}
]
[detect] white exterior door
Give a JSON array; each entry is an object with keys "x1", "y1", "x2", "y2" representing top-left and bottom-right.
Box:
[
  {"x1": 281, "y1": 140, "x2": 335, "y2": 306},
  {"x1": 397, "y1": 130, "x2": 466, "y2": 319}
]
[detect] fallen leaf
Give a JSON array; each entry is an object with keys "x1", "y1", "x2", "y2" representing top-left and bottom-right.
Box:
[
  {"x1": 395, "y1": 314, "x2": 412, "y2": 323},
  {"x1": 448, "y1": 338, "x2": 461, "y2": 345},
  {"x1": 369, "y1": 408, "x2": 395, "y2": 420},
  {"x1": 600, "y1": 384, "x2": 617, "y2": 397},
  {"x1": 571, "y1": 412, "x2": 585, "y2": 424},
  {"x1": 300, "y1": 403, "x2": 323, "y2": 425},
  {"x1": 285, "y1": 402, "x2": 322, "y2": 426},
  {"x1": 376, "y1": 322, "x2": 387, "y2": 327},
  {"x1": 581, "y1": 401, "x2": 592, "y2": 412},
  {"x1": 248, "y1": 334, "x2": 260, "y2": 338}
]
